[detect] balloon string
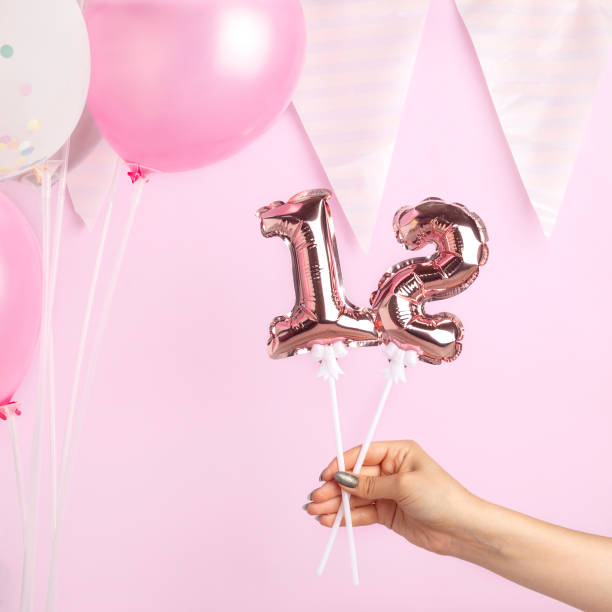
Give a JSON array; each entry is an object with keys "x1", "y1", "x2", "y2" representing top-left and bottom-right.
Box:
[
  {"x1": 8, "y1": 409, "x2": 29, "y2": 612},
  {"x1": 21, "y1": 166, "x2": 53, "y2": 612},
  {"x1": 327, "y1": 376, "x2": 359, "y2": 586},
  {"x1": 57, "y1": 156, "x2": 119, "y2": 507},
  {"x1": 8, "y1": 411, "x2": 27, "y2": 545},
  {"x1": 48, "y1": 330, "x2": 57, "y2": 528},
  {"x1": 45, "y1": 170, "x2": 142, "y2": 612},
  {"x1": 317, "y1": 375, "x2": 394, "y2": 578},
  {"x1": 48, "y1": 138, "x2": 71, "y2": 531}
]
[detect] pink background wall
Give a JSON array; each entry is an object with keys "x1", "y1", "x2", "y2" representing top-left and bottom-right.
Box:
[{"x1": 1, "y1": 1, "x2": 611, "y2": 610}]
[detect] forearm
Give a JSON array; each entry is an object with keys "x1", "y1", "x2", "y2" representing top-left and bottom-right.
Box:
[{"x1": 450, "y1": 498, "x2": 612, "y2": 611}]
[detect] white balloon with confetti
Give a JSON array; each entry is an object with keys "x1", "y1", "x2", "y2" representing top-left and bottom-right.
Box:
[{"x1": 0, "y1": 0, "x2": 90, "y2": 180}]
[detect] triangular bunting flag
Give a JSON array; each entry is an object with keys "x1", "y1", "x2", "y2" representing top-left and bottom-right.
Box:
[
  {"x1": 294, "y1": 0, "x2": 429, "y2": 251},
  {"x1": 66, "y1": 108, "x2": 118, "y2": 229},
  {"x1": 456, "y1": 0, "x2": 612, "y2": 236}
]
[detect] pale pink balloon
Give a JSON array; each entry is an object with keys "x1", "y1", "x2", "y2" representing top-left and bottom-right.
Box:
[
  {"x1": 85, "y1": 0, "x2": 306, "y2": 173},
  {"x1": 0, "y1": 193, "x2": 42, "y2": 406}
]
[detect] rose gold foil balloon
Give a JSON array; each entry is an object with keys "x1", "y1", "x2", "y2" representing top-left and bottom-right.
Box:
[
  {"x1": 370, "y1": 197, "x2": 489, "y2": 364},
  {"x1": 257, "y1": 189, "x2": 379, "y2": 359}
]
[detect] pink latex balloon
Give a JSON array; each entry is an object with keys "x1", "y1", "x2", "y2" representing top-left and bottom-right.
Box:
[
  {"x1": 0, "y1": 193, "x2": 42, "y2": 407},
  {"x1": 85, "y1": 0, "x2": 306, "y2": 173}
]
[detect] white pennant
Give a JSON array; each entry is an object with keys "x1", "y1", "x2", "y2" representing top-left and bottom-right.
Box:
[
  {"x1": 456, "y1": 0, "x2": 612, "y2": 236},
  {"x1": 66, "y1": 133, "x2": 117, "y2": 229},
  {"x1": 293, "y1": 0, "x2": 429, "y2": 252}
]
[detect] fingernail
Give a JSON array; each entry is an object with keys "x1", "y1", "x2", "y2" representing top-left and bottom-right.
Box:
[
  {"x1": 302, "y1": 503, "x2": 310, "y2": 511},
  {"x1": 334, "y1": 471, "x2": 358, "y2": 488},
  {"x1": 319, "y1": 470, "x2": 326, "y2": 481},
  {"x1": 314, "y1": 515, "x2": 322, "y2": 522},
  {"x1": 308, "y1": 489, "x2": 315, "y2": 501}
]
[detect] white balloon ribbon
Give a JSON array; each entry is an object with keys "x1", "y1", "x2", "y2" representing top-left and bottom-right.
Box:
[
  {"x1": 383, "y1": 343, "x2": 418, "y2": 384},
  {"x1": 311, "y1": 342, "x2": 348, "y2": 381}
]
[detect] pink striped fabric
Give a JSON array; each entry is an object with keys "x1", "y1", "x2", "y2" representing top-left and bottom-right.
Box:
[
  {"x1": 294, "y1": 0, "x2": 612, "y2": 243},
  {"x1": 293, "y1": 0, "x2": 429, "y2": 251},
  {"x1": 456, "y1": 0, "x2": 612, "y2": 235}
]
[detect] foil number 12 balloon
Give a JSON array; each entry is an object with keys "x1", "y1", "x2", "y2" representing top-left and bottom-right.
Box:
[{"x1": 257, "y1": 190, "x2": 489, "y2": 364}]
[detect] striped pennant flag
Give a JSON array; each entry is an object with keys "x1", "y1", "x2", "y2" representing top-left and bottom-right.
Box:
[
  {"x1": 294, "y1": 0, "x2": 429, "y2": 251},
  {"x1": 456, "y1": 0, "x2": 612, "y2": 236}
]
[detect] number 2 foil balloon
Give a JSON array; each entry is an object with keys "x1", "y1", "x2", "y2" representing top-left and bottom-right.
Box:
[{"x1": 370, "y1": 197, "x2": 489, "y2": 364}]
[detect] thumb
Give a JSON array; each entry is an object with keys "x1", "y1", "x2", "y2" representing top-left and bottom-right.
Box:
[{"x1": 334, "y1": 471, "x2": 403, "y2": 501}]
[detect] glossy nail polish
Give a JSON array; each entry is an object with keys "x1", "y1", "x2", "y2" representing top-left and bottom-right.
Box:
[{"x1": 334, "y1": 471, "x2": 358, "y2": 488}]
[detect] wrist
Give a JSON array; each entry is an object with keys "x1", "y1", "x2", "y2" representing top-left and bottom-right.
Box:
[{"x1": 447, "y1": 496, "x2": 509, "y2": 564}]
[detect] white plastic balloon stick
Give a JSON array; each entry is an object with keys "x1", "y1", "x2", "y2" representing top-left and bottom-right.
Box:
[
  {"x1": 311, "y1": 343, "x2": 359, "y2": 585},
  {"x1": 317, "y1": 347, "x2": 417, "y2": 578},
  {"x1": 328, "y1": 377, "x2": 359, "y2": 586},
  {"x1": 317, "y1": 378, "x2": 392, "y2": 578}
]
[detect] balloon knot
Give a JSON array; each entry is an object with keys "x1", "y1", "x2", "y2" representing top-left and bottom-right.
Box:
[
  {"x1": 0, "y1": 401, "x2": 22, "y2": 421},
  {"x1": 311, "y1": 342, "x2": 348, "y2": 381},
  {"x1": 127, "y1": 164, "x2": 153, "y2": 184},
  {"x1": 383, "y1": 344, "x2": 418, "y2": 383}
]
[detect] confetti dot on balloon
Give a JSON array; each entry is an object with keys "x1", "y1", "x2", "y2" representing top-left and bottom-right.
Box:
[
  {"x1": 0, "y1": 45, "x2": 14, "y2": 59},
  {"x1": 20, "y1": 83, "x2": 32, "y2": 96},
  {"x1": 0, "y1": 143, "x2": 5, "y2": 151},
  {"x1": 21, "y1": 147, "x2": 34, "y2": 156},
  {"x1": 19, "y1": 140, "x2": 31, "y2": 152},
  {"x1": 0, "y1": 135, "x2": 10, "y2": 144},
  {"x1": 27, "y1": 119, "x2": 41, "y2": 132},
  {"x1": 8, "y1": 141, "x2": 19, "y2": 150},
  {"x1": 14, "y1": 156, "x2": 26, "y2": 166}
]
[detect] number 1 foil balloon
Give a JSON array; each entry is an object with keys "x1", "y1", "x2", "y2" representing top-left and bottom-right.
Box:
[
  {"x1": 256, "y1": 189, "x2": 379, "y2": 359},
  {"x1": 370, "y1": 197, "x2": 489, "y2": 363},
  {"x1": 257, "y1": 189, "x2": 379, "y2": 585}
]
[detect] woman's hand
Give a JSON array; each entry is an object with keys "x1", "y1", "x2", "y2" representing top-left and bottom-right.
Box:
[
  {"x1": 305, "y1": 440, "x2": 482, "y2": 556},
  {"x1": 305, "y1": 440, "x2": 612, "y2": 612}
]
